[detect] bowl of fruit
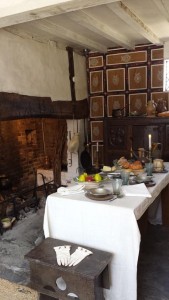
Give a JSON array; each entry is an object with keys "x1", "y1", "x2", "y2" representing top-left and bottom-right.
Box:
[{"x1": 73, "y1": 173, "x2": 108, "y2": 189}]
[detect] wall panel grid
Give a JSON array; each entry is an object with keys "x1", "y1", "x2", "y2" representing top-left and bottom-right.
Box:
[{"x1": 87, "y1": 45, "x2": 165, "y2": 162}]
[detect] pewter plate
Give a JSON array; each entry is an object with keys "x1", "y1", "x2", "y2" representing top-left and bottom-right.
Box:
[
  {"x1": 89, "y1": 187, "x2": 111, "y2": 196},
  {"x1": 85, "y1": 192, "x2": 114, "y2": 201}
]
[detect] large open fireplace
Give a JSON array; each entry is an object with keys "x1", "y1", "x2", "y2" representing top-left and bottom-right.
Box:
[
  {"x1": 0, "y1": 117, "x2": 67, "y2": 225},
  {"x1": 0, "y1": 92, "x2": 88, "y2": 224}
]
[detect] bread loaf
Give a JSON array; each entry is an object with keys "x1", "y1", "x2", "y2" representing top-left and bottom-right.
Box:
[{"x1": 102, "y1": 166, "x2": 111, "y2": 172}]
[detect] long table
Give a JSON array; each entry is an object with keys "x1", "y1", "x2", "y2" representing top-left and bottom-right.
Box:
[{"x1": 43, "y1": 163, "x2": 169, "y2": 300}]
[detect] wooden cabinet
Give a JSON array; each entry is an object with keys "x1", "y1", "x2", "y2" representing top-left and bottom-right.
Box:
[{"x1": 104, "y1": 117, "x2": 169, "y2": 165}]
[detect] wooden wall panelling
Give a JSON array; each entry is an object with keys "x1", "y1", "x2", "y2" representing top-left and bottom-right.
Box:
[
  {"x1": 92, "y1": 144, "x2": 104, "y2": 166},
  {"x1": 90, "y1": 96, "x2": 104, "y2": 118},
  {"x1": 106, "y1": 50, "x2": 147, "y2": 65},
  {"x1": 103, "y1": 117, "x2": 169, "y2": 164},
  {"x1": 107, "y1": 94, "x2": 125, "y2": 117},
  {"x1": 89, "y1": 70, "x2": 103, "y2": 94},
  {"x1": 151, "y1": 64, "x2": 163, "y2": 88},
  {"x1": 129, "y1": 93, "x2": 147, "y2": 115},
  {"x1": 90, "y1": 121, "x2": 103, "y2": 142}
]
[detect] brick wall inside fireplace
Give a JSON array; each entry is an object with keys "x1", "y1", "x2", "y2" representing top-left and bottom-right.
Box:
[{"x1": 0, "y1": 118, "x2": 67, "y2": 189}]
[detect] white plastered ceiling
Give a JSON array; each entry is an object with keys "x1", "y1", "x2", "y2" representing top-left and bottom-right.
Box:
[{"x1": 0, "y1": 0, "x2": 169, "y2": 52}]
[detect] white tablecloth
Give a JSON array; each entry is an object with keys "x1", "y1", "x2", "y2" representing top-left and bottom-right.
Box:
[{"x1": 43, "y1": 163, "x2": 169, "y2": 300}]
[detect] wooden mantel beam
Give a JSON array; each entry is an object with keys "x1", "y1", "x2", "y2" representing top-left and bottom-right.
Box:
[
  {"x1": 0, "y1": 0, "x2": 119, "y2": 28},
  {"x1": 107, "y1": 1, "x2": 162, "y2": 45}
]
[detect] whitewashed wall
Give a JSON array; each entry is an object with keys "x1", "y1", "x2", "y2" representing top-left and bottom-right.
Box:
[
  {"x1": 0, "y1": 29, "x2": 88, "y2": 181},
  {"x1": 74, "y1": 52, "x2": 88, "y2": 100}
]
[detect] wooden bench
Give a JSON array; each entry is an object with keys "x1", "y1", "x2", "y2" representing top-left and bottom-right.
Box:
[{"x1": 25, "y1": 237, "x2": 112, "y2": 300}]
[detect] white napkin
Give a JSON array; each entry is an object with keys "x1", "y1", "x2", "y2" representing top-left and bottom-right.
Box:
[
  {"x1": 122, "y1": 183, "x2": 152, "y2": 198},
  {"x1": 57, "y1": 185, "x2": 85, "y2": 195}
]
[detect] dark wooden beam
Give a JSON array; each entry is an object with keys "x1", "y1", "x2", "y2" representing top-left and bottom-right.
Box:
[{"x1": 0, "y1": 92, "x2": 89, "y2": 120}]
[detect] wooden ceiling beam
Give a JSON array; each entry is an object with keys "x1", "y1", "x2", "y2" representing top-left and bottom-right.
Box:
[
  {"x1": 34, "y1": 19, "x2": 107, "y2": 52},
  {"x1": 68, "y1": 10, "x2": 134, "y2": 49},
  {"x1": 152, "y1": 0, "x2": 169, "y2": 23},
  {"x1": 107, "y1": 1, "x2": 162, "y2": 45},
  {"x1": 0, "y1": 0, "x2": 119, "y2": 28}
]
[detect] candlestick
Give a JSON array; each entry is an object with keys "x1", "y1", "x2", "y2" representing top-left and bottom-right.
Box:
[{"x1": 148, "y1": 134, "x2": 152, "y2": 150}]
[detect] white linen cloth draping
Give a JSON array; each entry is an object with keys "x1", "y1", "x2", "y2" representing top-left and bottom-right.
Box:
[
  {"x1": 122, "y1": 183, "x2": 152, "y2": 197},
  {"x1": 43, "y1": 164, "x2": 169, "y2": 300},
  {"x1": 57, "y1": 185, "x2": 85, "y2": 195}
]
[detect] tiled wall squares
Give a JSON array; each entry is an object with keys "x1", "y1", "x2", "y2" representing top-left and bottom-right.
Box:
[
  {"x1": 92, "y1": 144, "x2": 104, "y2": 166},
  {"x1": 106, "y1": 51, "x2": 147, "y2": 65},
  {"x1": 90, "y1": 121, "x2": 103, "y2": 142},
  {"x1": 89, "y1": 56, "x2": 103, "y2": 68},
  {"x1": 87, "y1": 45, "x2": 165, "y2": 165},
  {"x1": 90, "y1": 70, "x2": 103, "y2": 94},
  {"x1": 128, "y1": 66, "x2": 147, "y2": 90},
  {"x1": 106, "y1": 68, "x2": 125, "y2": 92},
  {"x1": 107, "y1": 94, "x2": 125, "y2": 117},
  {"x1": 151, "y1": 64, "x2": 163, "y2": 88},
  {"x1": 90, "y1": 96, "x2": 104, "y2": 118},
  {"x1": 129, "y1": 93, "x2": 147, "y2": 115},
  {"x1": 151, "y1": 48, "x2": 163, "y2": 61},
  {"x1": 151, "y1": 92, "x2": 168, "y2": 109}
]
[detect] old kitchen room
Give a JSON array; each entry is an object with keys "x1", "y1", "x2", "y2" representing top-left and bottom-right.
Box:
[{"x1": 1, "y1": 1, "x2": 169, "y2": 300}]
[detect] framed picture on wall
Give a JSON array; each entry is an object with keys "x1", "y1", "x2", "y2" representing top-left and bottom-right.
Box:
[
  {"x1": 107, "y1": 94, "x2": 125, "y2": 117},
  {"x1": 106, "y1": 68, "x2": 125, "y2": 92},
  {"x1": 90, "y1": 96, "x2": 104, "y2": 118},
  {"x1": 128, "y1": 66, "x2": 147, "y2": 90},
  {"x1": 90, "y1": 121, "x2": 103, "y2": 142},
  {"x1": 90, "y1": 70, "x2": 103, "y2": 93}
]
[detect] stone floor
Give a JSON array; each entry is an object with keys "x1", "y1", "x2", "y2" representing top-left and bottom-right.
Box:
[
  {"x1": 138, "y1": 224, "x2": 169, "y2": 300},
  {"x1": 0, "y1": 207, "x2": 44, "y2": 285},
  {"x1": 0, "y1": 208, "x2": 169, "y2": 299}
]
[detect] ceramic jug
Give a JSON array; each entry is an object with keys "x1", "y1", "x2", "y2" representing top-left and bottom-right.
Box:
[
  {"x1": 156, "y1": 99, "x2": 167, "y2": 114},
  {"x1": 146, "y1": 100, "x2": 156, "y2": 116}
]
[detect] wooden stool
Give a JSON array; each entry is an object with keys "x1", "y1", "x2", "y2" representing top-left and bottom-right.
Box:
[{"x1": 25, "y1": 237, "x2": 112, "y2": 300}]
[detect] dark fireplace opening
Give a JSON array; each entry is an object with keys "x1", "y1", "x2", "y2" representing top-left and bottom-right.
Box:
[{"x1": 0, "y1": 117, "x2": 67, "y2": 225}]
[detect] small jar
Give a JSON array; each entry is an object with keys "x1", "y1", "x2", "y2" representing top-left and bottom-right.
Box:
[{"x1": 153, "y1": 159, "x2": 164, "y2": 172}]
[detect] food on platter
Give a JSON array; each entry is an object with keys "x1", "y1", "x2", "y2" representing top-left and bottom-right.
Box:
[
  {"x1": 117, "y1": 157, "x2": 143, "y2": 170},
  {"x1": 102, "y1": 165, "x2": 116, "y2": 172},
  {"x1": 102, "y1": 166, "x2": 111, "y2": 172}
]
